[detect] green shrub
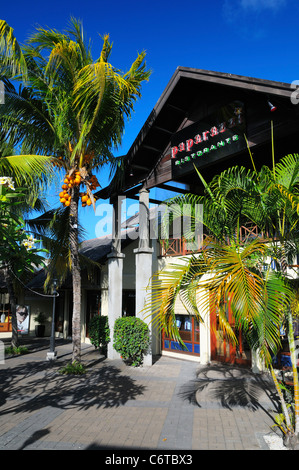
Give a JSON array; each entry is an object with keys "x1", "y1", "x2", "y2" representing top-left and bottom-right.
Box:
[
  {"x1": 5, "y1": 346, "x2": 29, "y2": 356},
  {"x1": 59, "y1": 361, "x2": 87, "y2": 375},
  {"x1": 113, "y1": 316, "x2": 150, "y2": 367},
  {"x1": 88, "y1": 315, "x2": 110, "y2": 355}
]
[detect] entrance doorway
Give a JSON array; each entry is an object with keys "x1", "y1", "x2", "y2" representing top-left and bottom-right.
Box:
[
  {"x1": 162, "y1": 314, "x2": 200, "y2": 356},
  {"x1": 210, "y1": 295, "x2": 251, "y2": 366},
  {"x1": 122, "y1": 290, "x2": 135, "y2": 317}
]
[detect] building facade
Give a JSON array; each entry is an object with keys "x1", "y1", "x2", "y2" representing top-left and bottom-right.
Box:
[
  {"x1": 96, "y1": 67, "x2": 299, "y2": 369},
  {"x1": 2, "y1": 67, "x2": 299, "y2": 370}
]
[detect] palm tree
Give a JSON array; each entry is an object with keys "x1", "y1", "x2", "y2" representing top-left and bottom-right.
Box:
[
  {"x1": 247, "y1": 152, "x2": 299, "y2": 441},
  {"x1": 0, "y1": 18, "x2": 151, "y2": 362},
  {"x1": 146, "y1": 152, "x2": 299, "y2": 444},
  {"x1": 206, "y1": 152, "x2": 299, "y2": 440},
  {"x1": 149, "y1": 234, "x2": 290, "y2": 361}
]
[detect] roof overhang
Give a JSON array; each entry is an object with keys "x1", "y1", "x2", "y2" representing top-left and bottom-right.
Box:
[{"x1": 96, "y1": 66, "x2": 297, "y2": 200}]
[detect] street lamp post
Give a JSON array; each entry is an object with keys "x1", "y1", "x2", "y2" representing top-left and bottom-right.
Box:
[{"x1": 47, "y1": 278, "x2": 58, "y2": 361}]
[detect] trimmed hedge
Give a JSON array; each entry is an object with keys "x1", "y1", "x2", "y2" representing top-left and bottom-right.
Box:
[
  {"x1": 113, "y1": 316, "x2": 150, "y2": 367},
  {"x1": 88, "y1": 315, "x2": 110, "y2": 355}
]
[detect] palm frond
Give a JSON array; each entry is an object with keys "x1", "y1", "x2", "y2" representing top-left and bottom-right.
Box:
[
  {"x1": 73, "y1": 38, "x2": 150, "y2": 157},
  {"x1": 0, "y1": 20, "x2": 27, "y2": 79},
  {"x1": 0, "y1": 155, "x2": 55, "y2": 186},
  {"x1": 276, "y1": 183, "x2": 299, "y2": 214},
  {"x1": 66, "y1": 17, "x2": 92, "y2": 65},
  {"x1": 248, "y1": 269, "x2": 291, "y2": 365},
  {"x1": 274, "y1": 153, "x2": 299, "y2": 189},
  {"x1": 27, "y1": 205, "x2": 86, "y2": 289},
  {"x1": 0, "y1": 81, "x2": 56, "y2": 154}
]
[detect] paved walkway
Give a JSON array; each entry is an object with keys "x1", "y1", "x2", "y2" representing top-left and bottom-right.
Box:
[{"x1": 0, "y1": 338, "x2": 281, "y2": 451}]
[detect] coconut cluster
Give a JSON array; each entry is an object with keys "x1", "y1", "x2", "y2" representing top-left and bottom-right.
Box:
[{"x1": 59, "y1": 171, "x2": 99, "y2": 207}]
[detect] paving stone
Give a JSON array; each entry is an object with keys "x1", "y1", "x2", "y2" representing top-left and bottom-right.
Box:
[{"x1": 0, "y1": 339, "x2": 280, "y2": 451}]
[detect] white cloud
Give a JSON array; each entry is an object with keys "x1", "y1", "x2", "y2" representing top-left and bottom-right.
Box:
[
  {"x1": 223, "y1": 0, "x2": 287, "y2": 24},
  {"x1": 240, "y1": 0, "x2": 286, "y2": 10},
  {"x1": 222, "y1": 0, "x2": 288, "y2": 39}
]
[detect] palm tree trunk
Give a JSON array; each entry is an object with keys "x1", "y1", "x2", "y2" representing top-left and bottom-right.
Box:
[
  {"x1": 69, "y1": 188, "x2": 81, "y2": 363},
  {"x1": 287, "y1": 310, "x2": 299, "y2": 436},
  {"x1": 280, "y1": 249, "x2": 299, "y2": 437},
  {"x1": 3, "y1": 265, "x2": 18, "y2": 348},
  {"x1": 269, "y1": 364, "x2": 293, "y2": 433}
]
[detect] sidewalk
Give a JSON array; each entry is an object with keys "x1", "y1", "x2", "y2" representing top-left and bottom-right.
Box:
[{"x1": 0, "y1": 338, "x2": 280, "y2": 451}]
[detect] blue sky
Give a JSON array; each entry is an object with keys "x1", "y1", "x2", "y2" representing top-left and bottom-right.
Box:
[{"x1": 1, "y1": 0, "x2": 298, "y2": 239}]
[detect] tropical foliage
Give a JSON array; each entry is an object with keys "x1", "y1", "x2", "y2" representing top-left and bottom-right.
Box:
[
  {"x1": 0, "y1": 178, "x2": 47, "y2": 347},
  {"x1": 0, "y1": 18, "x2": 151, "y2": 361},
  {"x1": 113, "y1": 316, "x2": 150, "y2": 367},
  {"x1": 146, "y1": 151, "x2": 299, "y2": 446},
  {"x1": 88, "y1": 315, "x2": 110, "y2": 355}
]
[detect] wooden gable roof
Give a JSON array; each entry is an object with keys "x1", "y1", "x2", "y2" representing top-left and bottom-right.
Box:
[{"x1": 97, "y1": 66, "x2": 299, "y2": 200}]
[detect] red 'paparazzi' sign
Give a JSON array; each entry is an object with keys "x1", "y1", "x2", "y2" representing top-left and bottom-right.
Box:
[{"x1": 171, "y1": 101, "x2": 246, "y2": 177}]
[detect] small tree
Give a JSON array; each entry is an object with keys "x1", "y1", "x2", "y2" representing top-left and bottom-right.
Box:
[
  {"x1": 0, "y1": 18, "x2": 151, "y2": 363},
  {"x1": 145, "y1": 152, "x2": 299, "y2": 447},
  {"x1": 113, "y1": 317, "x2": 150, "y2": 367}
]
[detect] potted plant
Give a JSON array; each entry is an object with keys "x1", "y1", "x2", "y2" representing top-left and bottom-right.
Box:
[{"x1": 34, "y1": 312, "x2": 47, "y2": 337}]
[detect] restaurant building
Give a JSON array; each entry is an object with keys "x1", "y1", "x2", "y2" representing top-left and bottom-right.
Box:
[
  {"x1": 1, "y1": 67, "x2": 299, "y2": 369},
  {"x1": 95, "y1": 66, "x2": 299, "y2": 368}
]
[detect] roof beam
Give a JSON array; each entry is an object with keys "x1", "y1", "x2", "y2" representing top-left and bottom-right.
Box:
[
  {"x1": 166, "y1": 103, "x2": 187, "y2": 114},
  {"x1": 131, "y1": 164, "x2": 151, "y2": 171},
  {"x1": 142, "y1": 144, "x2": 163, "y2": 153},
  {"x1": 153, "y1": 125, "x2": 174, "y2": 135},
  {"x1": 123, "y1": 184, "x2": 143, "y2": 197},
  {"x1": 156, "y1": 183, "x2": 190, "y2": 194},
  {"x1": 128, "y1": 195, "x2": 164, "y2": 205}
]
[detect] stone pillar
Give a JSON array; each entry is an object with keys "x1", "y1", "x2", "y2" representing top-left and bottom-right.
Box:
[
  {"x1": 107, "y1": 197, "x2": 125, "y2": 360},
  {"x1": 134, "y1": 188, "x2": 153, "y2": 366},
  {"x1": 198, "y1": 278, "x2": 211, "y2": 365},
  {"x1": 199, "y1": 307, "x2": 210, "y2": 365}
]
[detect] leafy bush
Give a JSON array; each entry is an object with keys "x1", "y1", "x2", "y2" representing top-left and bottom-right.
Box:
[
  {"x1": 88, "y1": 315, "x2": 110, "y2": 356},
  {"x1": 113, "y1": 316, "x2": 150, "y2": 367},
  {"x1": 5, "y1": 346, "x2": 29, "y2": 356},
  {"x1": 59, "y1": 361, "x2": 87, "y2": 375},
  {"x1": 33, "y1": 312, "x2": 47, "y2": 324}
]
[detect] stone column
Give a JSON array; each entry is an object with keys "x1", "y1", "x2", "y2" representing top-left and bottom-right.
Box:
[
  {"x1": 199, "y1": 307, "x2": 210, "y2": 365},
  {"x1": 198, "y1": 277, "x2": 211, "y2": 365},
  {"x1": 107, "y1": 197, "x2": 125, "y2": 359},
  {"x1": 134, "y1": 188, "x2": 153, "y2": 366}
]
